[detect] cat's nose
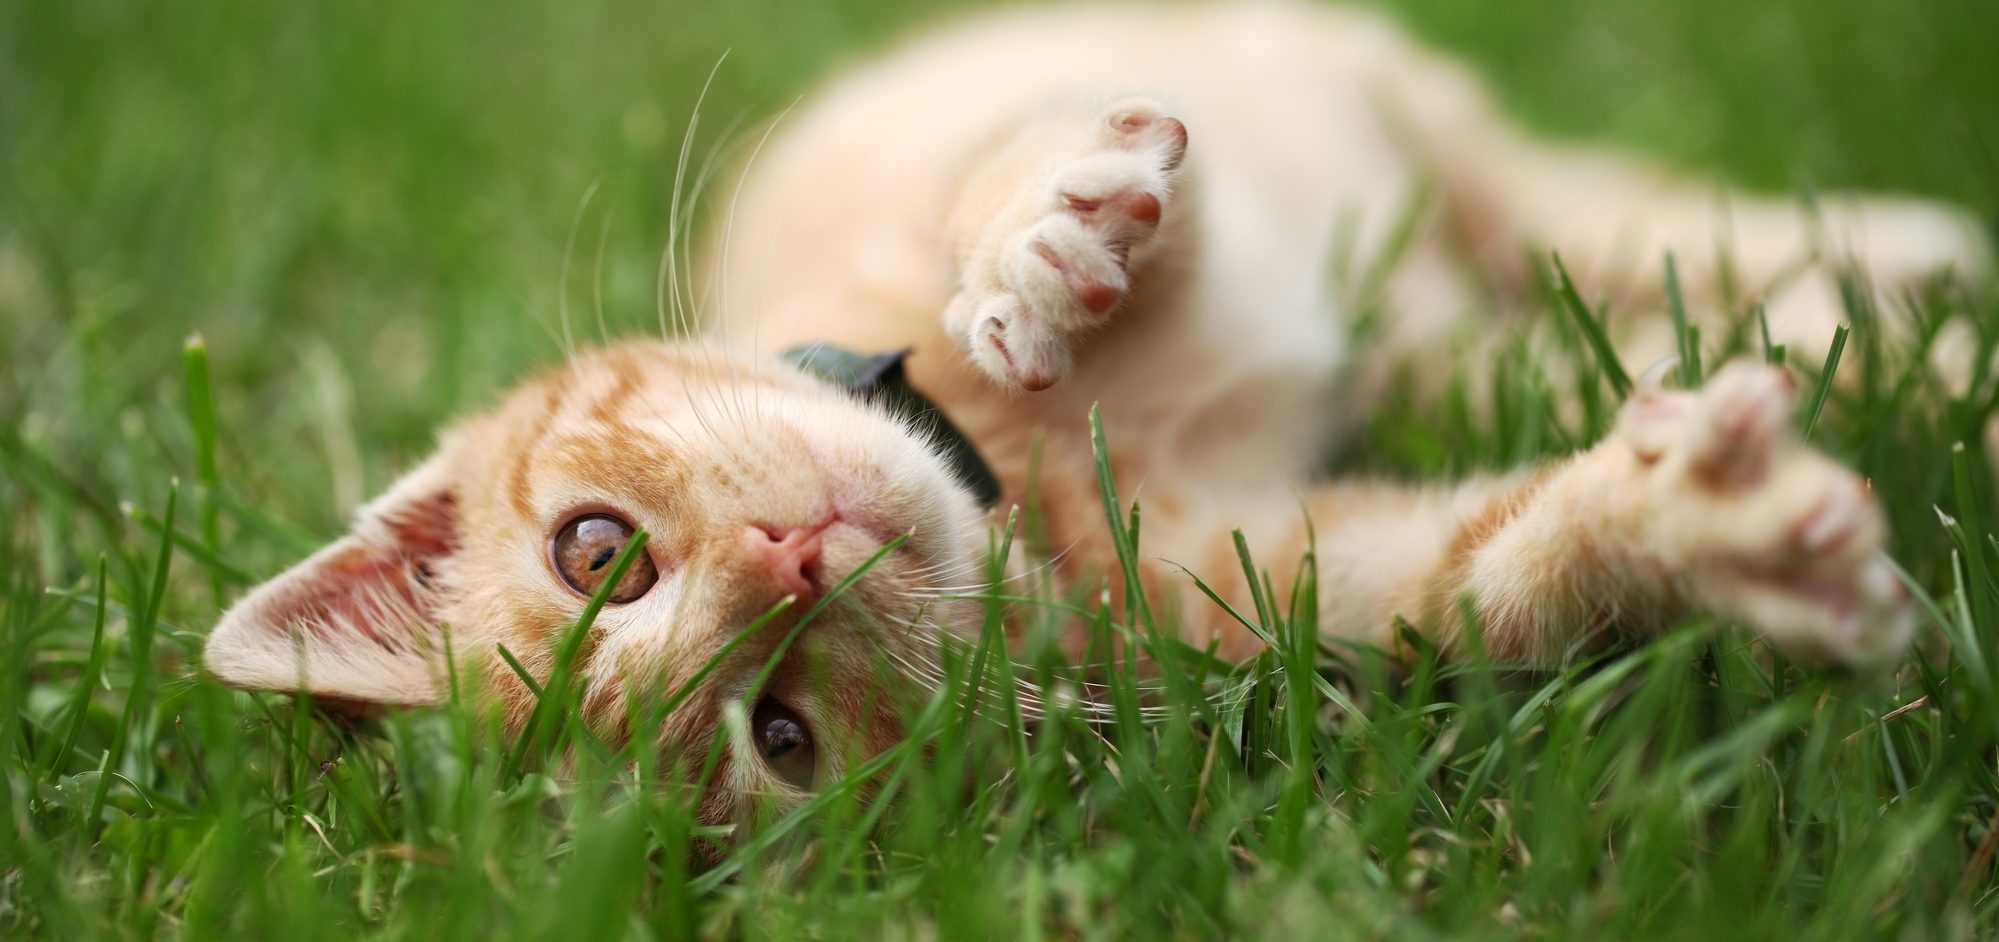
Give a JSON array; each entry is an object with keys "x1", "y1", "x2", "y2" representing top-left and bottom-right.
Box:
[{"x1": 742, "y1": 522, "x2": 827, "y2": 598}]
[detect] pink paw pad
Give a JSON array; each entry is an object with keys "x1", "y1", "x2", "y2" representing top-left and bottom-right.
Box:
[
  {"x1": 1793, "y1": 479, "x2": 1875, "y2": 555},
  {"x1": 949, "y1": 98, "x2": 1187, "y2": 392},
  {"x1": 1062, "y1": 189, "x2": 1163, "y2": 226},
  {"x1": 1688, "y1": 364, "x2": 1796, "y2": 488},
  {"x1": 1109, "y1": 111, "x2": 1188, "y2": 169},
  {"x1": 1032, "y1": 241, "x2": 1123, "y2": 314},
  {"x1": 975, "y1": 306, "x2": 1066, "y2": 392}
]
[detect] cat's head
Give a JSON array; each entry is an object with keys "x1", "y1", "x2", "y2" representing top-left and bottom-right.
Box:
[{"x1": 205, "y1": 341, "x2": 991, "y2": 824}]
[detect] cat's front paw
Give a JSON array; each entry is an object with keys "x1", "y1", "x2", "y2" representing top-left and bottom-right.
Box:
[
  {"x1": 944, "y1": 98, "x2": 1187, "y2": 391},
  {"x1": 1615, "y1": 361, "x2": 1913, "y2": 666}
]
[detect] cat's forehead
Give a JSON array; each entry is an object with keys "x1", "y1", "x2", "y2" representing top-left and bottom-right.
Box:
[
  {"x1": 506, "y1": 343, "x2": 813, "y2": 426},
  {"x1": 469, "y1": 342, "x2": 877, "y2": 518},
  {"x1": 493, "y1": 345, "x2": 780, "y2": 446}
]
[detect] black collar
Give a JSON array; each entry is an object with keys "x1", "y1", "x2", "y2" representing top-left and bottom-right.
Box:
[{"x1": 782, "y1": 345, "x2": 1003, "y2": 509}]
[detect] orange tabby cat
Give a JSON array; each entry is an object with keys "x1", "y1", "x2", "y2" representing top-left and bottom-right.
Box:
[{"x1": 206, "y1": 3, "x2": 1988, "y2": 827}]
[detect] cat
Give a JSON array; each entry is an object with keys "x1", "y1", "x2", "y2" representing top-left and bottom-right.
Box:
[{"x1": 204, "y1": 2, "x2": 1990, "y2": 828}]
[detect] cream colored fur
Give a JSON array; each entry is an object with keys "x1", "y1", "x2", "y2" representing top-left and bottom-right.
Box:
[{"x1": 207, "y1": 2, "x2": 1988, "y2": 824}]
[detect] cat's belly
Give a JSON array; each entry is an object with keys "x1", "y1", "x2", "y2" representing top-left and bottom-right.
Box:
[{"x1": 709, "y1": 2, "x2": 1445, "y2": 487}]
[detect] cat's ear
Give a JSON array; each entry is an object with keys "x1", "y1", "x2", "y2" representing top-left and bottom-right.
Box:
[{"x1": 204, "y1": 450, "x2": 465, "y2": 707}]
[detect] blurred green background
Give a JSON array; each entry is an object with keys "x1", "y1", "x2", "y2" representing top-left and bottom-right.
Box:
[
  {"x1": 7, "y1": 3, "x2": 1999, "y2": 935},
  {"x1": 5, "y1": 0, "x2": 1996, "y2": 550}
]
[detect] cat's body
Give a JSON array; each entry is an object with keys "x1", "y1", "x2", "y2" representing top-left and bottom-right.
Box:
[
  {"x1": 709, "y1": 1, "x2": 1978, "y2": 662},
  {"x1": 207, "y1": 3, "x2": 1985, "y2": 826}
]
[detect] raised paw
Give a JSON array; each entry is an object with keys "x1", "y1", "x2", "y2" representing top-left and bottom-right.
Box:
[
  {"x1": 1612, "y1": 360, "x2": 1913, "y2": 666},
  {"x1": 943, "y1": 98, "x2": 1188, "y2": 391}
]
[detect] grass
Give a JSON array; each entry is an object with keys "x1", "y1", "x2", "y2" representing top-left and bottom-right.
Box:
[{"x1": 6, "y1": 0, "x2": 1999, "y2": 937}]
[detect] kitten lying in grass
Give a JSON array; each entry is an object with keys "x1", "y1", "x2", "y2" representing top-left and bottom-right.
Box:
[{"x1": 204, "y1": 3, "x2": 1988, "y2": 828}]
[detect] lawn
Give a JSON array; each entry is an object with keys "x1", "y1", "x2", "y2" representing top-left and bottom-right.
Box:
[{"x1": 5, "y1": 0, "x2": 1999, "y2": 937}]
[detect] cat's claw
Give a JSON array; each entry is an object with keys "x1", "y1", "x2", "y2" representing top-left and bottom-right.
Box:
[
  {"x1": 1614, "y1": 361, "x2": 1914, "y2": 667},
  {"x1": 949, "y1": 99, "x2": 1186, "y2": 391},
  {"x1": 972, "y1": 299, "x2": 1069, "y2": 392}
]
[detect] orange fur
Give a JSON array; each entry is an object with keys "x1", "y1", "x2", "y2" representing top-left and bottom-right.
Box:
[{"x1": 207, "y1": 2, "x2": 1977, "y2": 826}]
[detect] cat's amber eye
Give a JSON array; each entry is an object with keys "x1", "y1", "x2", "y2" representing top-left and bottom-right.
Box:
[
  {"x1": 752, "y1": 697, "x2": 816, "y2": 789},
  {"x1": 551, "y1": 514, "x2": 658, "y2": 603}
]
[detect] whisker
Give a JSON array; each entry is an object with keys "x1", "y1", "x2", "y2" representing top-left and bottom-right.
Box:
[
  {"x1": 661, "y1": 52, "x2": 729, "y2": 343},
  {"x1": 882, "y1": 615, "x2": 1190, "y2": 711},
  {"x1": 714, "y1": 98, "x2": 800, "y2": 434},
  {"x1": 592, "y1": 192, "x2": 615, "y2": 347},
  {"x1": 558, "y1": 178, "x2": 603, "y2": 365}
]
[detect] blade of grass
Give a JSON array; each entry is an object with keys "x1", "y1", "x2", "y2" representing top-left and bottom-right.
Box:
[
  {"x1": 1551, "y1": 253, "x2": 1633, "y2": 398},
  {"x1": 509, "y1": 526, "x2": 650, "y2": 770},
  {"x1": 102, "y1": 479, "x2": 176, "y2": 802},
  {"x1": 1664, "y1": 253, "x2": 1702, "y2": 385},
  {"x1": 1801, "y1": 324, "x2": 1849, "y2": 441},
  {"x1": 184, "y1": 334, "x2": 225, "y2": 609},
  {"x1": 49, "y1": 556, "x2": 111, "y2": 784}
]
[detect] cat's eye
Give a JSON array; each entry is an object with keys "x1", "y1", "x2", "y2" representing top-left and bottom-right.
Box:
[
  {"x1": 551, "y1": 514, "x2": 658, "y2": 603},
  {"x1": 752, "y1": 697, "x2": 816, "y2": 790}
]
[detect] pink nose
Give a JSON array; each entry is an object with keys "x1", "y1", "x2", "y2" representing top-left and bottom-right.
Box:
[{"x1": 743, "y1": 522, "x2": 826, "y2": 598}]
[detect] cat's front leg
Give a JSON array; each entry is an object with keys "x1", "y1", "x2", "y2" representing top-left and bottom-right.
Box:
[
  {"x1": 1611, "y1": 362, "x2": 1912, "y2": 662},
  {"x1": 941, "y1": 97, "x2": 1188, "y2": 391},
  {"x1": 1437, "y1": 360, "x2": 1912, "y2": 665},
  {"x1": 1265, "y1": 361, "x2": 1911, "y2": 665}
]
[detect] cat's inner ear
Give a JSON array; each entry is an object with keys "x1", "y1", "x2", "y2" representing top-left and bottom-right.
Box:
[{"x1": 204, "y1": 456, "x2": 464, "y2": 707}]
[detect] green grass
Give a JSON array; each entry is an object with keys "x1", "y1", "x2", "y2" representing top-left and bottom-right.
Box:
[{"x1": 6, "y1": 0, "x2": 1999, "y2": 937}]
